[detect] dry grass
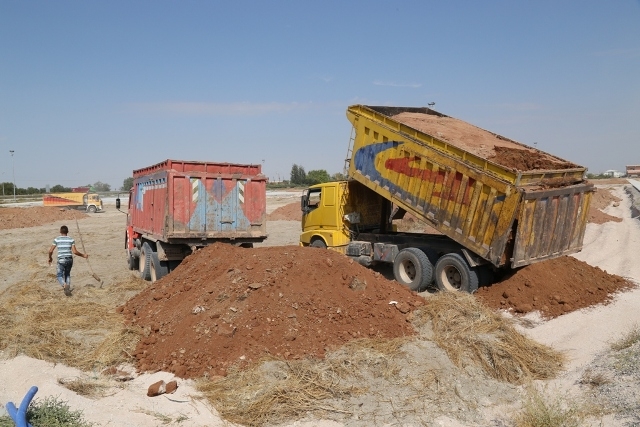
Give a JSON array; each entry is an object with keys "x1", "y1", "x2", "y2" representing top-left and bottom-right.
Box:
[
  {"x1": 511, "y1": 386, "x2": 604, "y2": 427},
  {"x1": 197, "y1": 359, "x2": 356, "y2": 426},
  {"x1": 57, "y1": 376, "x2": 115, "y2": 399},
  {"x1": 578, "y1": 368, "x2": 611, "y2": 388},
  {"x1": 196, "y1": 337, "x2": 407, "y2": 427},
  {"x1": 412, "y1": 292, "x2": 565, "y2": 384},
  {"x1": 0, "y1": 278, "x2": 145, "y2": 371},
  {"x1": 326, "y1": 336, "x2": 408, "y2": 380},
  {"x1": 610, "y1": 324, "x2": 640, "y2": 351}
]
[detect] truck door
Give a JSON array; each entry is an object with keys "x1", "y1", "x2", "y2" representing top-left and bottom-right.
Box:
[{"x1": 301, "y1": 184, "x2": 339, "y2": 232}]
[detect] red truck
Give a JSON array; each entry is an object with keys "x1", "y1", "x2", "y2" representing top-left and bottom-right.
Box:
[{"x1": 117, "y1": 159, "x2": 268, "y2": 282}]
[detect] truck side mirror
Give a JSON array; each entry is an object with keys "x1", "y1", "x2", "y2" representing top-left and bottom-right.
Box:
[{"x1": 116, "y1": 198, "x2": 120, "y2": 209}]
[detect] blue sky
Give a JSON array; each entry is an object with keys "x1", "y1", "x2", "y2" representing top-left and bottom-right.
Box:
[{"x1": 1, "y1": 1, "x2": 639, "y2": 190}]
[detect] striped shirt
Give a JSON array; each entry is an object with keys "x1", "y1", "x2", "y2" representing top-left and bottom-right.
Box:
[{"x1": 53, "y1": 236, "x2": 75, "y2": 260}]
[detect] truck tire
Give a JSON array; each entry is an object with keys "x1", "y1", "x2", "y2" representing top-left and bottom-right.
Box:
[
  {"x1": 434, "y1": 253, "x2": 479, "y2": 293},
  {"x1": 150, "y1": 251, "x2": 169, "y2": 283},
  {"x1": 127, "y1": 250, "x2": 138, "y2": 271},
  {"x1": 88, "y1": 205, "x2": 97, "y2": 213},
  {"x1": 310, "y1": 239, "x2": 327, "y2": 249},
  {"x1": 393, "y1": 247, "x2": 434, "y2": 291},
  {"x1": 139, "y1": 242, "x2": 152, "y2": 281}
]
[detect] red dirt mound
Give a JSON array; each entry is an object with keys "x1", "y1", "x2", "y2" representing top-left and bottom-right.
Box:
[
  {"x1": 267, "y1": 203, "x2": 302, "y2": 221},
  {"x1": 588, "y1": 187, "x2": 623, "y2": 224},
  {"x1": 476, "y1": 256, "x2": 635, "y2": 319},
  {"x1": 0, "y1": 206, "x2": 88, "y2": 230},
  {"x1": 121, "y1": 244, "x2": 425, "y2": 379}
]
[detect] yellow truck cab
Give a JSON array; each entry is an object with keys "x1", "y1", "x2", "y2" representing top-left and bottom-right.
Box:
[{"x1": 301, "y1": 180, "x2": 397, "y2": 251}]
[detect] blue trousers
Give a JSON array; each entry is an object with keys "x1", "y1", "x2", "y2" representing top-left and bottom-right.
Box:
[{"x1": 56, "y1": 258, "x2": 73, "y2": 286}]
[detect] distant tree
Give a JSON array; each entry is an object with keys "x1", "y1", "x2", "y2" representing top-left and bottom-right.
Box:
[
  {"x1": 121, "y1": 177, "x2": 134, "y2": 191},
  {"x1": 331, "y1": 172, "x2": 347, "y2": 182},
  {"x1": 92, "y1": 181, "x2": 111, "y2": 192},
  {"x1": 51, "y1": 184, "x2": 71, "y2": 193},
  {"x1": 586, "y1": 173, "x2": 609, "y2": 180},
  {"x1": 290, "y1": 164, "x2": 307, "y2": 185},
  {"x1": 26, "y1": 187, "x2": 40, "y2": 195},
  {"x1": 1, "y1": 182, "x2": 12, "y2": 196},
  {"x1": 306, "y1": 169, "x2": 331, "y2": 185}
]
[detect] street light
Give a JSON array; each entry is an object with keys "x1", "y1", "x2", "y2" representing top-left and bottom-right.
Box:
[{"x1": 9, "y1": 150, "x2": 15, "y2": 201}]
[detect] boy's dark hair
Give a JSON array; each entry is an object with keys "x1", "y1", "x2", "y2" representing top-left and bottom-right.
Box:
[{"x1": 60, "y1": 226, "x2": 69, "y2": 234}]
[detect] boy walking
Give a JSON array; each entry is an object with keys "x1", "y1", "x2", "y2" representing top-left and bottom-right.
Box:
[{"x1": 48, "y1": 225, "x2": 89, "y2": 296}]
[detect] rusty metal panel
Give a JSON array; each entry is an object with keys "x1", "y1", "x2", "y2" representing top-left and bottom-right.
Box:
[
  {"x1": 511, "y1": 183, "x2": 594, "y2": 268},
  {"x1": 131, "y1": 160, "x2": 267, "y2": 242}
]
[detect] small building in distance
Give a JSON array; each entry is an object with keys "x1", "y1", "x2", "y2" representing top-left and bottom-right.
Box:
[
  {"x1": 626, "y1": 165, "x2": 640, "y2": 178},
  {"x1": 604, "y1": 170, "x2": 625, "y2": 178}
]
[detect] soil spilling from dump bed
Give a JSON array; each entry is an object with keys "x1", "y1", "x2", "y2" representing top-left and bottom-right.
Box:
[
  {"x1": 391, "y1": 112, "x2": 578, "y2": 172},
  {"x1": 477, "y1": 256, "x2": 635, "y2": 319},
  {"x1": 121, "y1": 244, "x2": 425, "y2": 379},
  {"x1": 0, "y1": 206, "x2": 88, "y2": 230}
]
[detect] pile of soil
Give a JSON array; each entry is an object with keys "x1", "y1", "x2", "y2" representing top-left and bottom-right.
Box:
[
  {"x1": 121, "y1": 243, "x2": 636, "y2": 380},
  {"x1": 588, "y1": 187, "x2": 623, "y2": 224},
  {"x1": 489, "y1": 146, "x2": 576, "y2": 172},
  {"x1": 267, "y1": 202, "x2": 301, "y2": 221},
  {"x1": 121, "y1": 243, "x2": 425, "y2": 379},
  {"x1": 0, "y1": 206, "x2": 88, "y2": 230},
  {"x1": 392, "y1": 112, "x2": 578, "y2": 171},
  {"x1": 476, "y1": 256, "x2": 636, "y2": 319}
]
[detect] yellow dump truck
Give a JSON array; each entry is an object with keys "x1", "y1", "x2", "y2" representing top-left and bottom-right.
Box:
[
  {"x1": 43, "y1": 192, "x2": 104, "y2": 213},
  {"x1": 300, "y1": 105, "x2": 594, "y2": 292}
]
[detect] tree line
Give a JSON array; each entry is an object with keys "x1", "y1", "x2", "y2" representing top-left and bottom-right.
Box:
[
  {"x1": 0, "y1": 181, "x2": 114, "y2": 196},
  {"x1": 289, "y1": 164, "x2": 345, "y2": 186}
]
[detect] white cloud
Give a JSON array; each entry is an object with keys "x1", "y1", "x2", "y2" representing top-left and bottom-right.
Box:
[
  {"x1": 372, "y1": 80, "x2": 422, "y2": 88},
  {"x1": 127, "y1": 101, "x2": 316, "y2": 116}
]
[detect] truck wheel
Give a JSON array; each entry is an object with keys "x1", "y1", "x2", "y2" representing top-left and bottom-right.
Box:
[
  {"x1": 150, "y1": 251, "x2": 169, "y2": 283},
  {"x1": 139, "y1": 242, "x2": 152, "y2": 281},
  {"x1": 88, "y1": 205, "x2": 97, "y2": 213},
  {"x1": 435, "y1": 253, "x2": 479, "y2": 293},
  {"x1": 310, "y1": 239, "x2": 327, "y2": 249},
  {"x1": 393, "y1": 248, "x2": 434, "y2": 291},
  {"x1": 127, "y1": 250, "x2": 139, "y2": 271}
]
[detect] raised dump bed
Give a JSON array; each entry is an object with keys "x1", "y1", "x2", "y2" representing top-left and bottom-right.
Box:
[{"x1": 346, "y1": 105, "x2": 593, "y2": 268}]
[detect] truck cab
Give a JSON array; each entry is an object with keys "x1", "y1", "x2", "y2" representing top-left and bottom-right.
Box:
[
  {"x1": 300, "y1": 182, "x2": 350, "y2": 250},
  {"x1": 84, "y1": 193, "x2": 103, "y2": 213}
]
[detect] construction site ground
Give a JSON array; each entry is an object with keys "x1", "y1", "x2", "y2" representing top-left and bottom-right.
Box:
[{"x1": 0, "y1": 183, "x2": 639, "y2": 427}]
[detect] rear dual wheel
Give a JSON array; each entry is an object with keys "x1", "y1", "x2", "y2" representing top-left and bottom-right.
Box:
[
  {"x1": 434, "y1": 253, "x2": 479, "y2": 293},
  {"x1": 150, "y1": 251, "x2": 169, "y2": 283},
  {"x1": 393, "y1": 248, "x2": 434, "y2": 291},
  {"x1": 139, "y1": 242, "x2": 152, "y2": 280}
]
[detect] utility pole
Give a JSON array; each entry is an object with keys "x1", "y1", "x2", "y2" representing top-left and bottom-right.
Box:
[{"x1": 10, "y1": 150, "x2": 15, "y2": 201}]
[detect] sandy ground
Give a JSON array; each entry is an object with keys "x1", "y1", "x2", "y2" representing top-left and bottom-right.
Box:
[{"x1": 1, "y1": 186, "x2": 639, "y2": 426}]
